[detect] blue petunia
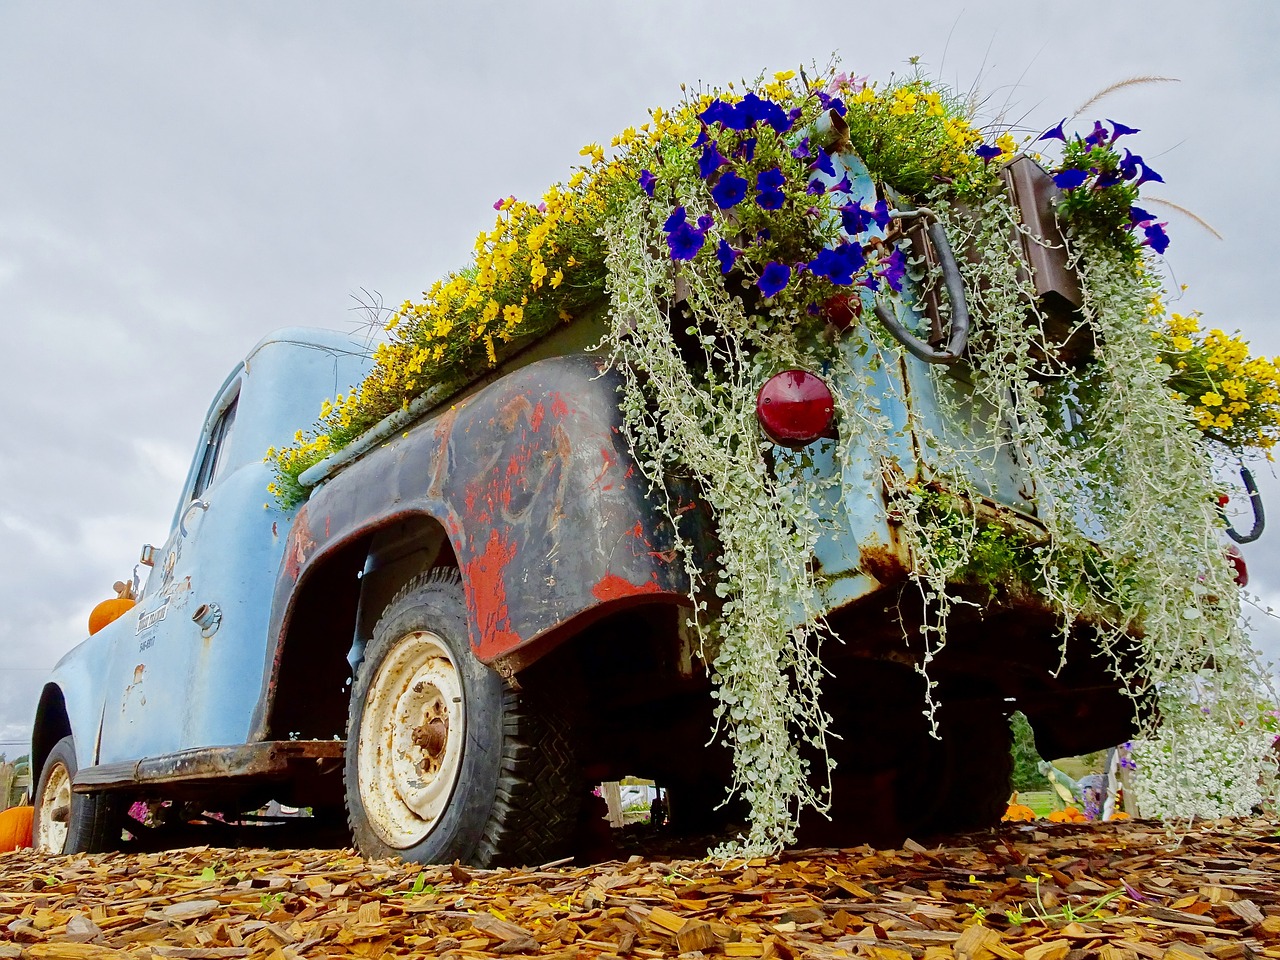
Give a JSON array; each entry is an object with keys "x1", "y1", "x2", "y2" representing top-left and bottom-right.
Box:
[
  {"x1": 1083, "y1": 120, "x2": 1110, "y2": 149},
  {"x1": 663, "y1": 206, "x2": 688, "y2": 232},
  {"x1": 735, "y1": 137, "x2": 757, "y2": 162},
  {"x1": 1095, "y1": 170, "x2": 1124, "y2": 189},
  {"x1": 757, "y1": 167, "x2": 785, "y2": 192},
  {"x1": 757, "y1": 261, "x2": 792, "y2": 298},
  {"x1": 806, "y1": 179, "x2": 826, "y2": 196},
  {"x1": 810, "y1": 148, "x2": 836, "y2": 177},
  {"x1": 1134, "y1": 161, "x2": 1163, "y2": 187},
  {"x1": 638, "y1": 169, "x2": 657, "y2": 197},
  {"x1": 1053, "y1": 168, "x2": 1090, "y2": 190},
  {"x1": 975, "y1": 142, "x2": 1003, "y2": 161},
  {"x1": 828, "y1": 174, "x2": 852, "y2": 194},
  {"x1": 699, "y1": 99, "x2": 734, "y2": 127},
  {"x1": 878, "y1": 248, "x2": 907, "y2": 293},
  {"x1": 1108, "y1": 119, "x2": 1140, "y2": 139},
  {"x1": 840, "y1": 199, "x2": 891, "y2": 237},
  {"x1": 716, "y1": 239, "x2": 739, "y2": 275},
  {"x1": 809, "y1": 243, "x2": 866, "y2": 286},
  {"x1": 691, "y1": 129, "x2": 710, "y2": 149},
  {"x1": 1142, "y1": 222, "x2": 1170, "y2": 255},
  {"x1": 1128, "y1": 205, "x2": 1155, "y2": 225},
  {"x1": 1039, "y1": 118, "x2": 1068, "y2": 142},
  {"x1": 1118, "y1": 149, "x2": 1142, "y2": 180},
  {"x1": 756, "y1": 189, "x2": 786, "y2": 211},
  {"x1": 667, "y1": 222, "x2": 707, "y2": 261},
  {"x1": 711, "y1": 170, "x2": 748, "y2": 209},
  {"x1": 696, "y1": 214, "x2": 714, "y2": 231},
  {"x1": 698, "y1": 142, "x2": 728, "y2": 179},
  {"x1": 790, "y1": 137, "x2": 811, "y2": 160}
]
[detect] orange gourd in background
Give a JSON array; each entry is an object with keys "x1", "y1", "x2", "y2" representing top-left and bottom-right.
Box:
[{"x1": 0, "y1": 805, "x2": 33, "y2": 852}]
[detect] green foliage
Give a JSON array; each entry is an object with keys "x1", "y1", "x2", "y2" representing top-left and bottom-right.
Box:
[{"x1": 1009, "y1": 712, "x2": 1050, "y2": 792}]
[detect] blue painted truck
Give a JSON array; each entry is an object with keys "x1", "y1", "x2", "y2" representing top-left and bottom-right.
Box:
[{"x1": 30, "y1": 159, "x2": 1137, "y2": 864}]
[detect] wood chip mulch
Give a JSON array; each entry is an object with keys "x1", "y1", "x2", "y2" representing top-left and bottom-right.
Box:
[{"x1": 3, "y1": 818, "x2": 1280, "y2": 960}]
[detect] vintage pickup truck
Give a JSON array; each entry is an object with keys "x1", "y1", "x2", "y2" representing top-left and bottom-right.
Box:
[{"x1": 30, "y1": 157, "x2": 1150, "y2": 866}]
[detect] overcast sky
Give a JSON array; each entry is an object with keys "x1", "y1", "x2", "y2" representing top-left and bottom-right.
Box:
[{"x1": 1, "y1": 2, "x2": 1277, "y2": 757}]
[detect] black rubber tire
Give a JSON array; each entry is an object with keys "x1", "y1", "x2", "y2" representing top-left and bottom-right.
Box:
[
  {"x1": 345, "y1": 569, "x2": 579, "y2": 867},
  {"x1": 32, "y1": 735, "x2": 126, "y2": 854}
]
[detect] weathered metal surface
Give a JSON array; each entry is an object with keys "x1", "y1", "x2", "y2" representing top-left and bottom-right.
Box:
[
  {"x1": 71, "y1": 740, "x2": 344, "y2": 793},
  {"x1": 262, "y1": 352, "x2": 695, "y2": 687}
]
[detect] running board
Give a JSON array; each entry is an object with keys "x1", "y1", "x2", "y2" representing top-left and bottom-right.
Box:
[{"x1": 73, "y1": 740, "x2": 345, "y2": 793}]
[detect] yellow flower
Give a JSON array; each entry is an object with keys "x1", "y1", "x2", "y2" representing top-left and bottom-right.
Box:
[
  {"x1": 773, "y1": 69, "x2": 796, "y2": 82},
  {"x1": 1200, "y1": 392, "x2": 1223, "y2": 407}
]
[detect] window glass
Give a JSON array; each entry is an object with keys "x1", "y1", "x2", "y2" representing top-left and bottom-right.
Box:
[{"x1": 192, "y1": 394, "x2": 239, "y2": 499}]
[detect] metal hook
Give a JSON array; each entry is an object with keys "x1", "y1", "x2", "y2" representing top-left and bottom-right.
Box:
[
  {"x1": 1224, "y1": 465, "x2": 1265, "y2": 544},
  {"x1": 872, "y1": 208, "x2": 970, "y2": 364}
]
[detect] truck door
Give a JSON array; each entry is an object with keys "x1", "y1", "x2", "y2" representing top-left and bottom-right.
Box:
[{"x1": 98, "y1": 378, "x2": 247, "y2": 763}]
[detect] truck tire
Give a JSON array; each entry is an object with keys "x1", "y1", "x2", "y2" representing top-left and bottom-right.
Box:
[
  {"x1": 898, "y1": 700, "x2": 1012, "y2": 837},
  {"x1": 345, "y1": 569, "x2": 578, "y2": 866},
  {"x1": 33, "y1": 735, "x2": 126, "y2": 854}
]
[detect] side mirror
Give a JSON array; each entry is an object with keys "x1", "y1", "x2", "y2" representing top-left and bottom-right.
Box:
[{"x1": 140, "y1": 544, "x2": 157, "y2": 567}]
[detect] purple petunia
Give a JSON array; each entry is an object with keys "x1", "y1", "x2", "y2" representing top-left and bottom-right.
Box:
[
  {"x1": 1128, "y1": 205, "x2": 1155, "y2": 225},
  {"x1": 1142, "y1": 221, "x2": 1170, "y2": 255},
  {"x1": 1053, "y1": 168, "x2": 1090, "y2": 189},
  {"x1": 757, "y1": 261, "x2": 792, "y2": 298},
  {"x1": 1108, "y1": 119, "x2": 1140, "y2": 139},
  {"x1": 757, "y1": 190, "x2": 786, "y2": 211},
  {"x1": 828, "y1": 174, "x2": 852, "y2": 195},
  {"x1": 638, "y1": 169, "x2": 657, "y2": 197},
  {"x1": 840, "y1": 199, "x2": 891, "y2": 237},
  {"x1": 735, "y1": 137, "x2": 757, "y2": 162},
  {"x1": 716, "y1": 239, "x2": 739, "y2": 275},
  {"x1": 806, "y1": 179, "x2": 826, "y2": 196},
  {"x1": 698, "y1": 93, "x2": 793, "y2": 134},
  {"x1": 809, "y1": 243, "x2": 866, "y2": 286},
  {"x1": 698, "y1": 142, "x2": 728, "y2": 180},
  {"x1": 790, "y1": 137, "x2": 811, "y2": 160},
  {"x1": 711, "y1": 170, "x2": 748, "y2": 209},
  {"x1": 1083, "y1": 120, "x2": 1110, "y2": 149},
  {"x1": 1039, "y1": 118, "x2": 1068, "y2": 142},
  {"x1": 757, "y1": 167, "x2": 785, "y2": 192},
  {"x1": 878, "y1": 248, "x2": 907, "y2": 292},
  {"x1": 810, "y1": 147, "x2": 836, "y2": 177},
  {"x1": 663, "y1": 206, "x2": 688, "y2": 232},
  {"x1": 974, "y1": 142, "x2": 1003, "y2": 161},
  {"x1": 667, "y1": 222, "x2": 706, "y2": 261}
]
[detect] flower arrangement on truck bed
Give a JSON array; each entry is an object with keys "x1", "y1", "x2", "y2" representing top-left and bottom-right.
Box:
[{"x1": 269, "y1": 64, "x2": 1280, "y2": 853}]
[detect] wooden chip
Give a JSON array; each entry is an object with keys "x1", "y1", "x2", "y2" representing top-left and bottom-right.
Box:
[
  {"x1": 1024, "y1": 941, "x2": 1071, "y2": 960},
  {"x1": 676, "y1": 920, "x2": 719, "y2": 954}
]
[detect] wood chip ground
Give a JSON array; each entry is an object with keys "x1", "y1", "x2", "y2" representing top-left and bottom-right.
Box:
[{"x1": 3, "y1": 818, "x2": 1280, "y2": 960}]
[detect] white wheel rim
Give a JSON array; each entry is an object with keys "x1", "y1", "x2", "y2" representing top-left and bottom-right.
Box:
[
  {"x1": 37, "y1": 761, "x2": 71, "y2": 853},
  {"x1": 357, "y1": 630, "x2": 466, "y2": 849}
]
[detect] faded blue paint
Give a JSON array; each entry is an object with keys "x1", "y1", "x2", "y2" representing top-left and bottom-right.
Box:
[{"x1": 47, "y1": 329, "x2": 374, "y2": 766}]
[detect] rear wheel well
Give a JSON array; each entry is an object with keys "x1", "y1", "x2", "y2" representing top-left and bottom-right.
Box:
[{"x1": 265, "y1": 514, "x2": 457, "y2": 745}]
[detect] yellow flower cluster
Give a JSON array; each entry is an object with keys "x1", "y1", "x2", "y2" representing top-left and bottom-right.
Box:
[
  {"x1": 834, "y1": 75, "x2": 1006, "y2": 196},
  {"x1": 266, "y1": 66, "x2": 1013, "y2": 505},
  {"x1": 1155, "y1": 310, "x2": 1280, "y2": 452}
]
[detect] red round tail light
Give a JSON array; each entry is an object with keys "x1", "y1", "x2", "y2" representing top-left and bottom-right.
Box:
[{"x1": 756, "y1": 369, "x2": 836, "y2": 448}]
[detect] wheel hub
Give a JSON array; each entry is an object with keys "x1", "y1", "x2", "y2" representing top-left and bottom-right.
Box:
[
  {"x1": 37, "y1": 761, "x2": 71, "y2": 854},
  {"x1": 357, "y1": 630, "x2": 465, "y2": 849}
]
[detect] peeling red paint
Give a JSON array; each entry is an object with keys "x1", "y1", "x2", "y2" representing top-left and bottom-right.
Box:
[
  {"x1": 464, "y1": 528, "x2": 522, "y2": 655},
  {"x1": 591, "y1": 571, "x2": 663, "y2": 602},
  {"x1": 591, "y1": 445, "x2": 619, "y2": 491},
  {"x1": 549, "y1": 393, "x2": 569, "y2": 418},
  {"x1": 530, "y1": 400, "x2": 545, "y2": 433}
]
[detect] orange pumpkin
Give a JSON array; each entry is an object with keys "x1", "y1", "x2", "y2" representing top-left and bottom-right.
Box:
[
  {"x1": 0, "y1": 805, "x2": 33, "y2": 852},
  {"x1": 88, "y1": 597, "x2": 136, "y2": 636}
]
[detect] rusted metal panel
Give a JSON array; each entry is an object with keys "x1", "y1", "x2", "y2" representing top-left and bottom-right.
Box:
[
  {"x1": 72, "y1": 740, "x2": 344, "y2": 793},
  {"x1": 259, "y1": 353, "x2": 702, "y2": 722}
]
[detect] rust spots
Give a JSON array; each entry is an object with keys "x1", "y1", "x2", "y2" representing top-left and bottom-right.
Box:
[
  {"x1": 285, "y1": 507, "x2": 317, "y2": 582},
  {"x1": 463, "y1": 528, "x2": 521, "y2": 657},
  {"x1": 858, "y1": 542, "x2": 909, "y2": 585},
  {"x1": 591, "y1": 571, "x2": 663, "y2": 602},
  {"x1": 499, "y1": 395, "x2": 533, "y2": 432},
  {"x1": 133, "y1": 664, "x2": 145, "y2": 683}
]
